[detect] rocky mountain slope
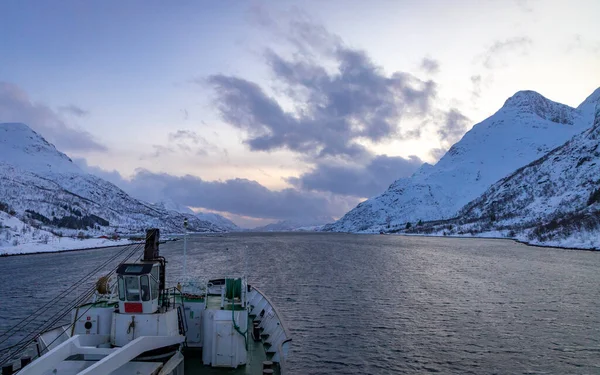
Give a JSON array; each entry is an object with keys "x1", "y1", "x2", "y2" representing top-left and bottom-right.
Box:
[
  {"x1": 325, "y1": 88, "x2": 600, "y2": 233},
  {"x1": 0, "y1": 123, "x2": 228, "y2": 237}
]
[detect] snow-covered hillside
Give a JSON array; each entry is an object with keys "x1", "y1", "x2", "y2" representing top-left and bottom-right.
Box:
[
  {"x1": 325, "y1": 88, "x2": 600, "y2": 233},
  {"x1": 0, "y1": 210, "x2": 134, "y2": 255},
  {"x1": 452, "y1": 94, "x2": 600, "y2": 248},
  {"x1": 0, "y1": 123, "x2": 229, "y2": 249}
]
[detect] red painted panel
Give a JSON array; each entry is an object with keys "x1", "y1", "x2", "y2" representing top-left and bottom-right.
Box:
[{"x1": 124, "y1": 302, "x2": 143, "y2": 313}]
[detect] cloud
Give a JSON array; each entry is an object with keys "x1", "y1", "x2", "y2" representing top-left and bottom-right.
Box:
[
  {"x1": 141, "y1": 145, "x2": 174, "y2": 159},
  {"x1": 514, "y1": 0, "x2": 535, "y2": 12},
  {"x1": 75, "y1": 158, "x2": 358, "y2": 221},
  {"x1": 58, "y1": 104, "x2": 89, "y2": 117},
  {"x1": 288, "y1": 154, "x2": 423, "y2": 198},
  {"x1": 481, "y1": 37, "x2": 533, "y2": 69},
  {"x1": 437, "y1": 108, "x2": 470, "y2": 146},
  {"x1": 426, "y1": 111, "x2": 472, "y2": 161},
  {"x1": 73, "y1": 158, "x2": 127, "y2": 187},
  {"x1": 470, "y1": 75, "x2": 482, "y2": 99},
  {"x1": 168, "y1": 129, "x2": 220, "y2": 156},
  {"x1": 169, "y1": 129, "x2": 204, "y2": 144},
  {"x1": 0, "y1": 82, "x2": 106, "y2": 152},
  {"x1": 420, "y1": 57, "x2": 440, "y2": 74},
  {"x1": 566, "y1": 34, "x2": 600, "y2": 55},
  {"x1": 204, "y1": 15, "x2": 436, "y2": 161},
  {"x1": 129, "y1": 172, "x2": 354, "y2": 221},
  {"x1": 139, "y1": 129, "x2": 222, "y2": 159},
  {"x1": 428, "y1": 148, "x2": 447, "y2": 162},
  {"x1": 249, "y1": 7, "x2": 343, "y2": 59}
]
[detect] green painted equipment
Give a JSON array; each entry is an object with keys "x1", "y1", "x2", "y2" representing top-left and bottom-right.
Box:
[{"x1": 225, "y1": 278, "x2": 242, "y2": 300}]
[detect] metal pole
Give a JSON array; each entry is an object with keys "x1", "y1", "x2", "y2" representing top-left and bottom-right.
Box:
[
  {"x1": 183, "y1": 218, "x2": 188, "y2": 282},
  {"x1": 245, "y1": 245, "x2": 248, "y2": 279}
]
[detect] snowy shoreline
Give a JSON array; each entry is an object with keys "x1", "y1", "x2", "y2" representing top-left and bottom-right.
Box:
[
  {"x1": 1, "y1": 231, "x2": 596, "y2": 258},
  {"x1": 387, "y1": 232, "x2": 600, "y2": 251},
  {"x1": 0, "y1": 209, "x2": 148, "y2": 256},
  {"x1": 0, "y1": 238, "x2": 142, "y2": 257}
]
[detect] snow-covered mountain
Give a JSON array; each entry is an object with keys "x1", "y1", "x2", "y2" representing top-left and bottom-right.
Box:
[
  {"x1": 196, "y1": 212, "x2": 240, "y2": 231},
  {"x1": 253, "y1": 218, "x2": 329, "y2": 232},
  {"x1": 0, "y1": 123, "x2": 228, "y2": 235},
  {"x1": 153, "y1": 199, "x2": 194, "y2": 214},
  {"x1": 152, "y1": 199, "x2": 239, "y2": 231},
  {"x1": 325, "y1": 88, "x2": 600, "y2": 233},
  {"x1": 453, "y1": 91, "x2": 600, "y2": 248}
]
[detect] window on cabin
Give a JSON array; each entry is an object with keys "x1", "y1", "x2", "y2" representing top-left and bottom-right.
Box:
[
  {"x1": 151, "y1": 266, "x2": 159, "y2": 300},
  {"x1": 140, "y1": 275, "x2": 150, "y2": 301},
  {"x1": 125, "y1": 276, "x2": 140, "y2": 301},
  {"x1": 118, "y1": 276, "x2": 125, "y2": 301}
]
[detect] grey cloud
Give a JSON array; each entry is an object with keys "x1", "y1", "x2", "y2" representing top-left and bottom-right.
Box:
[
  {"x1": 425, "y1": 108, "x2": 471, "y2": 161},
  {"x1": 204, "y1": 13, "x2": 469, "y2": 200},
  {"x1": 73, "y1": 158, "x2": 128, "y2": 187},
  {"x1": 288, "y1": 154, "x2": 423, "y2": 198},
  {"x1": 141, "y1": 145, "x2": 174, "y2": 159},
  {"x1": 250, "y1": 6, "x2": 342, "y2": 59},
  {"x1": 0, "y1": 82, "x2": 106, "y2": 152},
  {"x1": 287, "y1": 13, "x2": 343, "y2": 58},
  {"x1": 429, "y1": 147, "x2": 447, "y2": 162},
  {"x1": 482, "y1": 37, "x2": 533, "y2": 69},
  {"x1": 248, "y1": 3, "x2": 274, "y2": 29},
  {"x1": 420, "y1": 57, "x2": 440, "y2": 74},
  {"x1": 76, "y1": 158, "x2": 357, "y2": 221},
  {"x1": 168, "y1": 129, "x2": 221, "y2": 156},
  {"x1": 438, "y1": 108, "x2": 470, "y2": 145},
  {"x1": 169, "y1": 129, "x2": 204, "y2": 144},
  {"x1": 58, "y1": 104, "x2": 89, "y2": 117},
  {"x1": 207, "y1": 37, "x2": 436, "y2": 159},
  {"x1": 471, "y1": 75, "x2": 482, "y2": 99},
  {"x1": 140, "y1": 130, "x2": 221, "y2": 159},
  {"x1": 400, "y1": 126, "x2": 423, "y2": 139}
]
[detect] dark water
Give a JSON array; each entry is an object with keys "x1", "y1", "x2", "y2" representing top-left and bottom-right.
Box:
[{"x1": 1, "y1": 233, "x2": 599, "y2": 374}]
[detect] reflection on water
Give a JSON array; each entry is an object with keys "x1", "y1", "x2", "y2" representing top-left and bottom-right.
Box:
[{"x1": 1, "y1": 233, "x2": 599, "y2": 374}]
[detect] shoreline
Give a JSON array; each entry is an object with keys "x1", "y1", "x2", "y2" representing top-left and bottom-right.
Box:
[
  {"x1": 0, "y1": 241, "x2": 143, "y2": 258},
  {"x1": 0, "y1": 234, "x2": 184, "y2": 258},
  {"x1": 1, "y1": 232, "x2": 597, "y2": 258},
  {"x1": 512, "y1": 238, "x2": 599, "y2": 252},
  {"x1": 386, "y1": 232, "x2": 600, "y2": 252}
]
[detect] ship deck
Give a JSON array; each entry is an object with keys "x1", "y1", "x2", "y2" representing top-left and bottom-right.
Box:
[
  {"x1": 183, "y1": 335, "x2": 279, "y2": 375},
  {"x1": 178, "y1": 294, "x2": 281, "y2": 374}
]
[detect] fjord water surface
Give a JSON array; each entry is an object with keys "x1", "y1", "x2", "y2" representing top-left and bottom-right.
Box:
[{"x1": 0, "y1": 233, "x2": 598, "y2": 374}]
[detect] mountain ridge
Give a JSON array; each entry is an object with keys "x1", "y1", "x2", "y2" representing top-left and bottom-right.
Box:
[
  {"x1": 324, "y1": 87, "x2": 599, "y2": 233},
  {"x1": 405, "y1": 97, "x2": 600, "y2": 248},
  {"x1": 0, "y1": 122, "x2": 80, "y2": 174},
  {"x1": 0, "y1": 123, "x2": 231, "y2": 239},
  {"x1": 196, "y1": 212, "x2": 240, "y2": 231}
]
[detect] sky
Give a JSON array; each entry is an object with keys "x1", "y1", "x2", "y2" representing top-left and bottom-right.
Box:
[{"x1": 0, "y1": 0, "x2": 599, "y2": 228}]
